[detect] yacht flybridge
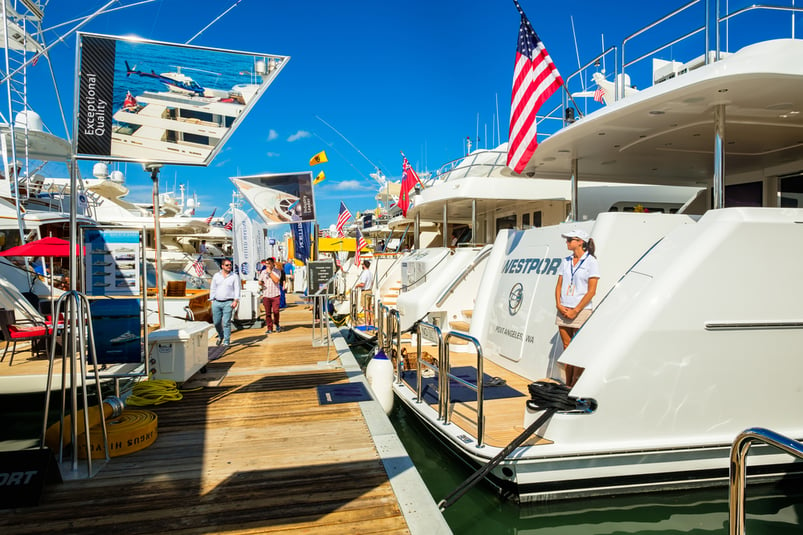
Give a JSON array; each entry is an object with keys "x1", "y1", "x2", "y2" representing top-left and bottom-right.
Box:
[{"x1": 388, "y1": 2, "x2": 803, "y2": 502}]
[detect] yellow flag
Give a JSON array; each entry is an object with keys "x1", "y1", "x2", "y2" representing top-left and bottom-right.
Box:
[
  {"x1": 309, "y1": 150, "x2": 328, "y2": 166},
  {"x1": 313, "y1": 171, "x2": 325, "y2": 185}
]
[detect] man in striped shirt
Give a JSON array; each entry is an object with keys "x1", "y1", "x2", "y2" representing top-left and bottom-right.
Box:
[{"x1": 259, "y1": 257, "x2": 282, "y2": 334}]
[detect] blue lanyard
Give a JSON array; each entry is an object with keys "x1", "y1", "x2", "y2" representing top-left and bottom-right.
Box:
[{"x1": 569, "y1": 254, "x2": 587, "y2": 285}]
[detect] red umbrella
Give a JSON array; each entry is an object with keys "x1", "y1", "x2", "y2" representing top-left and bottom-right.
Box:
[{"x1": 0, "y1": 236, "x2": 82, "y2": 257}]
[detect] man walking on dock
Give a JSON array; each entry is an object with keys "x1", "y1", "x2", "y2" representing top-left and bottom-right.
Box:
[{"x1": 210, "y1": 259, "x2": 240, "y2": 346}]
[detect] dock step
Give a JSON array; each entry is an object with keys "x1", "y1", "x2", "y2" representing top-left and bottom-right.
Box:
[{"x1": 462, "y1": 309, "x2": 473, "y2": 319}]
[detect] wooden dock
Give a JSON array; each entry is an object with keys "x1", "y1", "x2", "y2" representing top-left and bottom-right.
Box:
[{"x1": 0, "y1": 297, "x2": 448, "y2": 534}]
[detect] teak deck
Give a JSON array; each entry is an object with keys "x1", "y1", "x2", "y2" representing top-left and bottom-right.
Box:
[{"x1": 0, "y1": 297, "x2": 412, "y2": 534}]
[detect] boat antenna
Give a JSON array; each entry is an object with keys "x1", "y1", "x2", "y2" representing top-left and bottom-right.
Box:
[
  {"x1": 601, "y1": 33, "x2": 606, "y2": 73},
  {"x1": 570, "y1": 16, "x2": 586, "y2": 92},
  {"x1": 495, "y1": 93, "x2": 501, "y2": 147},
  {"x1": 185, "y1": 0, "x2": 244, "y2": 45},
  {"x1": 315, "y1": 115, "x2": 387, "y2": 179}
]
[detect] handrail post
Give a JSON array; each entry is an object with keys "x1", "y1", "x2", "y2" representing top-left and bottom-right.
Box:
[
  {"x1": 443, "y1": 331, "x2": 485, "y2": 447},
  {"x1": 729, "y1": 427, "x2": 803, "y2": 535}
]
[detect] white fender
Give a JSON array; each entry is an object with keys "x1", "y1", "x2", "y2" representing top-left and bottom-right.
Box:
[{"x1": 365, "y1": 348, "x2": 394, "y2": 414}]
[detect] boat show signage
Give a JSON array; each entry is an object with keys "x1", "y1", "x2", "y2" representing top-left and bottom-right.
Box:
[
  {"x1": 232, "y1": 172, "x2": 317, "y2": 224},
  {"x1": 83, "y1": 228, "x2": 142, "y2": 296},
  {"x1": 308, "y1": 260, "x2": 336, "y2": 296},
  {"x1": 74, "y1": 32, "x2": 289, "y2": 166}
]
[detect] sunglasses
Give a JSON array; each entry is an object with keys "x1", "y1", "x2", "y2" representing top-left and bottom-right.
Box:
[
  {"x1": 222, "y1": 263, "x2": 232, "y2": 267},
  {"x1": 565, "y1": 237, "x2": 578, "y2": 242}
]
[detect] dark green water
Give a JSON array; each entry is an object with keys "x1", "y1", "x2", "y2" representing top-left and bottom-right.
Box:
[{"x1": 352, "y1": 344, "x2": 803, "y2": 534}]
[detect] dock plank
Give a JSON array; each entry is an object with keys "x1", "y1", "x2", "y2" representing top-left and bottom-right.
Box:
[{"x1": 0, "y1": 297, "x2": 412, "y2": 534}]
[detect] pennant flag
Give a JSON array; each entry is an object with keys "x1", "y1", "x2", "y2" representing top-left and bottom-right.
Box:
[
  {"x1": 313, "y1": 171, "x2": 326, "y2": 185},
  {"x1": 191, "y1": 255, "x2": 205, "y2": 277},
  {"x1": 355, "y1": 228, "x2": 367, "y2": 267},
  {"x1": 399, "y1": 155, "x2": 419, "y2": 217},
  {"x1": 224, "y1": 219, "x2": 233, "y2": 230},
  {"x1": 507, "y1": 0, "x2": 564, "y2": 174},
  {"x1": 335, "y1": 201, "x2": 352, "y2": 237},
  {"x1": 593, "y1": 85, "x2": 606, "y2": 103},
  {"x1": 309, "y1": 150, "x2": 328, "y2": 166},
  {"x1": 205, "y1": 208, "x2": 217, "y2": 224}
]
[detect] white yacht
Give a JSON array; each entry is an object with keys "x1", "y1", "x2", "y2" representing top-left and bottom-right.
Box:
[
  {"x1": 112, "y1": 60, "x2": 284, "y2": 164},
  {"x1": 375, "y1": 143, "x2": 699, "y2": 338},
  {"x1": 390, "y1": 2, "x2": 803, "y2": 502}
]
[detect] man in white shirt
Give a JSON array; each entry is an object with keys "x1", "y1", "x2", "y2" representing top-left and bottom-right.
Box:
[
  {"x1": 209, "y1": 260, "x2": 240, "y2": 346},
  {"x1": 355, "y1": 260, "x2": 374, "y2": 326}
]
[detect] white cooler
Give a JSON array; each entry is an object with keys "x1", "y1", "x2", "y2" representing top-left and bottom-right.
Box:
[
  {"x1": 234, "y1": 288, "x2": 260, "y2": 328},
  {"x1": 148, "y1": 322, "x2": 214, "y2": 382}
]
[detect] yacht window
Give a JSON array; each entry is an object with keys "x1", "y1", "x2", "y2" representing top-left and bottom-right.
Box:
[
  {"x1": 723, "y1": 181, "x2": 762, "y2": 207},
  {"x1": 496, "y1": 214, "x2": 516, "y2": 231},
  {"x1": 780, "y1": 175, "x2": 803, "y2": 208},
  {"x1": 522, "y1": 213, "x2": 530, "y2": 227},
  {"x1": 533, "y1": 211, "x2": 542, "y2": 227}
]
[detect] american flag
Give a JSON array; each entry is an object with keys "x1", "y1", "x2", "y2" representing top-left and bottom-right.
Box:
[
  {"x1": 191, "y1": 255, "x2": 205, "y2": 277},
  {"x1": 399, "y1": 155, "x2": 419, "y2": 217},
  {"x1": 224, "y1": 219, "x2": 233, "y2": 230},
  {"x1": 507, "y1": 0, "x2": 563, "y2": 175},
  {"x1": 335, "y1": 201, "x2": 352, "y2": 237},
  {"x1": 593, "y1": 85, "x2": 606, "y2": 103},
  {"x1": 205, "y1": 208, "x2": 216, "y2": 224},
  {"x1": 355, "y1": 228, "x2": 367, "y2": 266}
]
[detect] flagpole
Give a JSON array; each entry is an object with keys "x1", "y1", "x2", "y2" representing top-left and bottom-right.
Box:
[{"x1": 511, "y1": 0, "x2": 583, "y2": 121}]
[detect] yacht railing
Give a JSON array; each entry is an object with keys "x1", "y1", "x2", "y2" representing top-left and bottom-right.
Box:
[
  {"x1": 435, "y1": 245, "x2": 492, "y2": 308},
  {"x1": 443, "y1": 330, "x2": 485, "y2": 447},
  {"x1": 427, "y1": 149, "x2": 509, "y2": 185},
  {"x1": 729, "y1": 427, "x2": 803, "y2": 535},
  {"x1": 412, "y1": 321, "x2": 446, "y2": 419},
  {"x1": 541, "y1": 1, "x2": 803, "y2": 135}
]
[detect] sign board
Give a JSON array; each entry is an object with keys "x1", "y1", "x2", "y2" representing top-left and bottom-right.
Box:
[
  {"x1": 75, "y1": 32, "x2": 289, "y2": 166},
  {"x1": 308, "y1": 260, "x2": 336, "y2": 296},
  {"x1": 418, "y1": 323, "x2": 442, "y2": 345},
  {"x1": 0, "y1": 448, "x2": 61, "y2": 508},
  {"x1": 232, "y1": 172, "x2": 316, "y2": 224},
  {"x1": 83, "y1": 228, "x2": 143, "y2": 296}
]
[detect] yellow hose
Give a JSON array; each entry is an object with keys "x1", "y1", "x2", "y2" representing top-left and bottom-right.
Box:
[
  {"x1": 125, "y1": 379, "x2": 184, "y2": 406},
  {"x1": 77, "y1": 409, "x2": 158, "y2": 459}
]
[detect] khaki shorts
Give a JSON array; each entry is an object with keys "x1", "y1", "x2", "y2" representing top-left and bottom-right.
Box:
[
  {"x1": 555, "y1": 308, "x2": 592, "y2": 328},
  {"x1": 361, "y1": 290, "x2": 373, "y2": 310}
]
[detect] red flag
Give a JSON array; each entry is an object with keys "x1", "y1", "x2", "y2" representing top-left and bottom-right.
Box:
[
  {"x1": 205, "y1": 208, "x2": 216, "y2": 224},
  {"x1": 224, "y1": 219, "x2": 233, "y2": 230},
  {"x1": 507, "y1": 0, "x2": 563, "y2": 174},
  {"x1": 399, "y1": 156, "x2": 419, "y2": 217}
]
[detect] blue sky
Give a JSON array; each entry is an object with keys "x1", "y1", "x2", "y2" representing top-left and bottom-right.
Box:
[{"x1": 14, "y1": 0, "x2": 795, "y2": 233}]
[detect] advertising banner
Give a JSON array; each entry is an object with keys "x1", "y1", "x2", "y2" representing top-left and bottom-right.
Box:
[
  {"x1": 75, "y1": 32, "x2": 289, "y2": 165},
  {"x1": 231, "y1": 172, "x2": 316, "y2": 224}
]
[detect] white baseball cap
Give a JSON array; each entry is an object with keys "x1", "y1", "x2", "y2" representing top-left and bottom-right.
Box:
[{"x1": 561, "y1": 229, "x2": 590, "y2": 242}]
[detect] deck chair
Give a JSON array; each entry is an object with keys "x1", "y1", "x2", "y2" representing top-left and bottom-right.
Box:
[{"x1": 0, "y1": 308, "x2": 52, "y2": 366}]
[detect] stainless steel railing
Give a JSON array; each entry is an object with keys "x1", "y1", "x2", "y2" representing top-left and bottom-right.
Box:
[
  {"x1": 443, "y1": 330, "x2": 485, "y2": 447},
  {"x1": 413, "y1": 321, "x2": 446, "y2": 419},
  {"x1": 729, "y1": 427, "x2": 803, "y2": 535}
]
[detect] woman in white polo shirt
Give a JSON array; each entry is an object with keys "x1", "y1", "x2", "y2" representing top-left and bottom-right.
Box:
[{"x1": 555, "y1": 229, "x2": 599, "y2": 387}]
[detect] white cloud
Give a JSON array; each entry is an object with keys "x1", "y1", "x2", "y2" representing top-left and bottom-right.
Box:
[
  {"x1": 267, "y1": 129, "x2": 278, "y2": 141},
  {"x1": 287, "y1": 130, "x2": 311, "y2": 142},
  {"x1": 334, "y1": 180, "x2": 372, "y2": 191},
  {"x1": 266, "y1": 152, "x2": 280, "y2": 157}
]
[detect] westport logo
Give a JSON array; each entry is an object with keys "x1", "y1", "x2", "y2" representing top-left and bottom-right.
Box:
[
  {"x1": 508, "y1": 283, "x2": 523, "y2": 315},
  {"x1": 502, "y1": 257, "x2": 562, "y2": 275}
]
